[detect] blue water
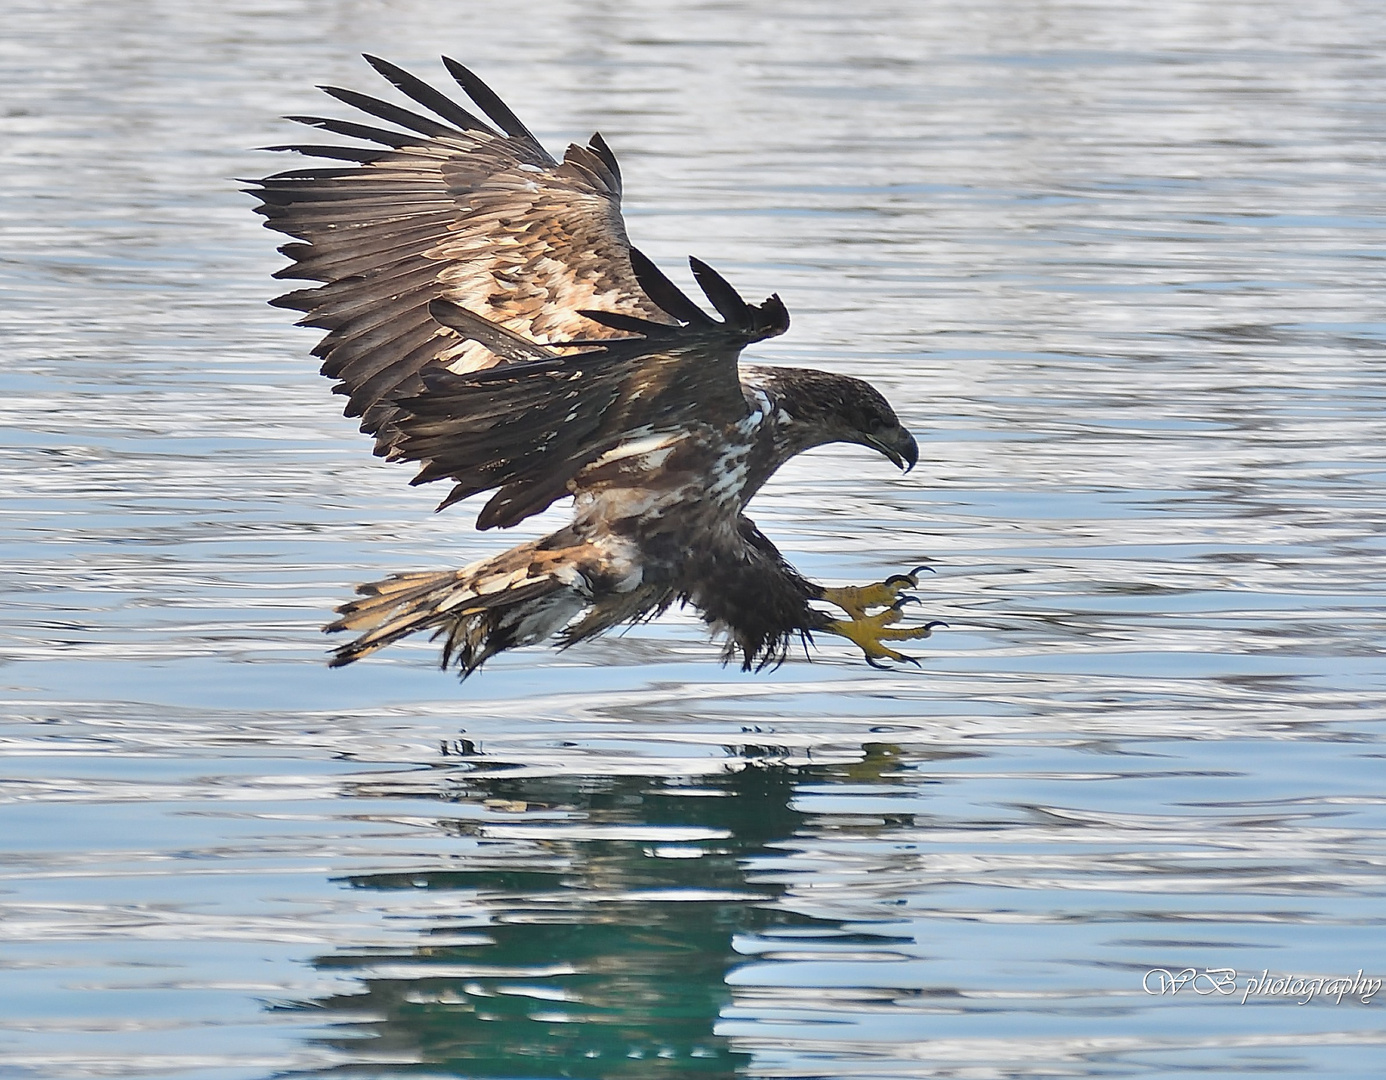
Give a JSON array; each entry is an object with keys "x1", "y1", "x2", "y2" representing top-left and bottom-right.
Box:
[{"x1": 2, "y1": 0, "x2": 1385, "y2": 1076}]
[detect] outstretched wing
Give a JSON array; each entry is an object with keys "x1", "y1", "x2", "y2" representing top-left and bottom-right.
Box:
[
  {"x1": 250, "y1": 55, "x2": 672, "y2": 447},
  {"x1": 253, "y1": 56, "x2": 793, "y2": 531}
]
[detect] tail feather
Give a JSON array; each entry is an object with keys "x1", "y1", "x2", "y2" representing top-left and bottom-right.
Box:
[{"x1": 326, "y1": 551, "x2": 587, "y2": 676}]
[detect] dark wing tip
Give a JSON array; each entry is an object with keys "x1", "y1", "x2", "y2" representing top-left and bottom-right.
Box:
[
  {"x1": 587, "y1": 131, "x2": 621, "y2": 193},
  {"x1": 754, "y1": 292, "x2": 790, "y2": 339},
  {"x1": 440, "y1": 56, "x2": 552, "y2": 158},
  {"x1": 628, "y1": 250, "x2": 791, "y2": 341},
  {"x1": 315, "y1": 84, "x2": 456, "y2": 139},
  {"x1": 360, "y1": 53, "x2": 494, "y2": 134},
  {"x1": 688, "y1": 256, "x2": 751, "y2": 328},
  {"x1": 629, "y1": 247, "x2": 714, "y2": 326},
  {"x1": 281, "y1": 113, "x2": 426, "y2": 149},
  {"x1": 688, "y1": 257, "x2": 790, "y2": 341}
]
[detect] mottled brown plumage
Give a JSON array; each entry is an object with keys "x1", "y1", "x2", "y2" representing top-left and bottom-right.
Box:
[{"x1": 251, "y1": 56, "x2": 940, "y2": 678}]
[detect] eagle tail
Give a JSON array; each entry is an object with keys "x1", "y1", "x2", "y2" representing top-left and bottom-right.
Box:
[{"x1": 326, "y1": 546, "x2": 587, "y2": 677}]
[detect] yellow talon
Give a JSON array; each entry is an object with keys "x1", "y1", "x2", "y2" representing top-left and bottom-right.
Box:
[
  {"x1": 825, "y1": 601, "x2": 946, "y2": 669},
  {"x1": 819, "y1": 564, "x2": 933, "y2": 619}
]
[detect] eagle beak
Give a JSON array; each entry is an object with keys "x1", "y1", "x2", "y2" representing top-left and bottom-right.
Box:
[{"x1": 870, "y1": 428, "x2": 918, "y2": 473}]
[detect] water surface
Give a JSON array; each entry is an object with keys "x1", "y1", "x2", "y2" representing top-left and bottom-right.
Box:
[{"x1": 2, "y1": 0, "x2": 1385, "y2": 1077}]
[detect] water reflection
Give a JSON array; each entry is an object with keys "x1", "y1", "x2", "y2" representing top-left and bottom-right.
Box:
[{"x1": 288, "y1": 762, "x2": 848, "y2": 1076}]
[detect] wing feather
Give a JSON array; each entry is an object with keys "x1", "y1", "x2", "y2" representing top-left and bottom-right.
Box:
[
  {"x1": 427, "y1": 298, "x2": 558, "y2": 363},
  {"x1": 272, "y1": 220, "x2": 449, "y2": 282},
  {"x1": 316, "y1": 85, "x2": 460, "y2": 139},
  {"x1": 689, "y1": 256, "x2": 752, "y2": 327},
  {"x1": 627, "y1": 248, "x2": 714, "y2": 326},
  {"x1": 586, "y1": 132, "x2": 621, "y2": 192},
  {"x1": 263, "y1": 143, "x2": 385, "y2": 163},
  {"x1": 281, "y1": 114, "x2": 429, "y2": 149},
  {"x1": 340, "y1": 330, "x2": 449, "y2": 415},
  {"x1": 362, "y1": 54, "x2": 495, "y2": 133},
  {"x1": 441, "y1": 57, "x2": 550, "y2": 149}
]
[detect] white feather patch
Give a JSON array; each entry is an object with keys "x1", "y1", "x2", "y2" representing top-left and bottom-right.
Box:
[{"x1": 592, "y1": 430, "x2": 680, "y2": 467}]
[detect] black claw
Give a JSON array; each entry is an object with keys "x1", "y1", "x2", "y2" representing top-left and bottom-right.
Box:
[
  {"x1": 892, "y1": 595, "x2": 922, "y2": 610},
  {"x1": 865, "y1": 654, "x2": 891, "y2": 670},
  {"x1": 923, "y1": 620, "x2": 949, "y2": 631},
  {"x1": 902, "y1": 653, "x2": 922, "y2": 668},
  {"x1": 886, "y1": 565, "x2": 935, "y2": 588}
]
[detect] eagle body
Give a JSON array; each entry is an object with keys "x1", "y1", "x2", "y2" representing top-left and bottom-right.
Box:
[{"x1": 252, "y1": 56, "x2": 931, "y2": 678}]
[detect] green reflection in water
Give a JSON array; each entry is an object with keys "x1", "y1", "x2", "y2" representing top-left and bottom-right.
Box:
[{"x1": 280, "y1": 756, "x2": 901, "y2": 1077}]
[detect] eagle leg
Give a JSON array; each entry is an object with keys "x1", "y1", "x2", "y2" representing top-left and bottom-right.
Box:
[
  {"x1": 824, "y1": 599, "x2": 946, "y2": 667},
  {"x1": 817, "y1": 564, "x2": 934, "y2": 620}
]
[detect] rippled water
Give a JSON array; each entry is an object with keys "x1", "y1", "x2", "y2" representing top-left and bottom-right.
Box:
[{"x1": 3, "y1": 0, "x2": 1386, "y2": 1076}]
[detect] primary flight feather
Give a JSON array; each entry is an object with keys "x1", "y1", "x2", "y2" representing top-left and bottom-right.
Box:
[{"x1": 251, "y1": 55, "x2": 942, "y2": 677}]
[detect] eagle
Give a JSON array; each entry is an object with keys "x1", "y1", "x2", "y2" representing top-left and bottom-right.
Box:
[{"x1": 251, "y1": 56, "x2": 943, "y2": 679}]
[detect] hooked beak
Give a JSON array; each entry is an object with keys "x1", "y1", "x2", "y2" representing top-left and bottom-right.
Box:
[{"x1": 869, "y1": 427, "x2": 918, "y2": 473}]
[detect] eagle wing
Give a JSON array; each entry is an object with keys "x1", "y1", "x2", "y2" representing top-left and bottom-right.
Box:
[
  {"x1": 384, "y1": 262, "x2": 789, "y2": 529},
  {"x1": 252, "y1": 55, "x2": 673, "y2": 448},
  {"x1": 251, "y1": 56, "x2": 790, "y2": 531}
]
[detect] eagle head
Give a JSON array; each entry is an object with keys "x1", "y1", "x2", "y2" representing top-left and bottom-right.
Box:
[
  {"x1": 750, "y1": 366, "x2": 919, "y2": 472},
  {"x1": 833, "y1": 377, "x2": 919, "y2": 471}
]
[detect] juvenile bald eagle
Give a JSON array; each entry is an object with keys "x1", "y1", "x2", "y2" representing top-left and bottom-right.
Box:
[{"x1": 252, "y1": 56, "x2": 942, "y2": 678}]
